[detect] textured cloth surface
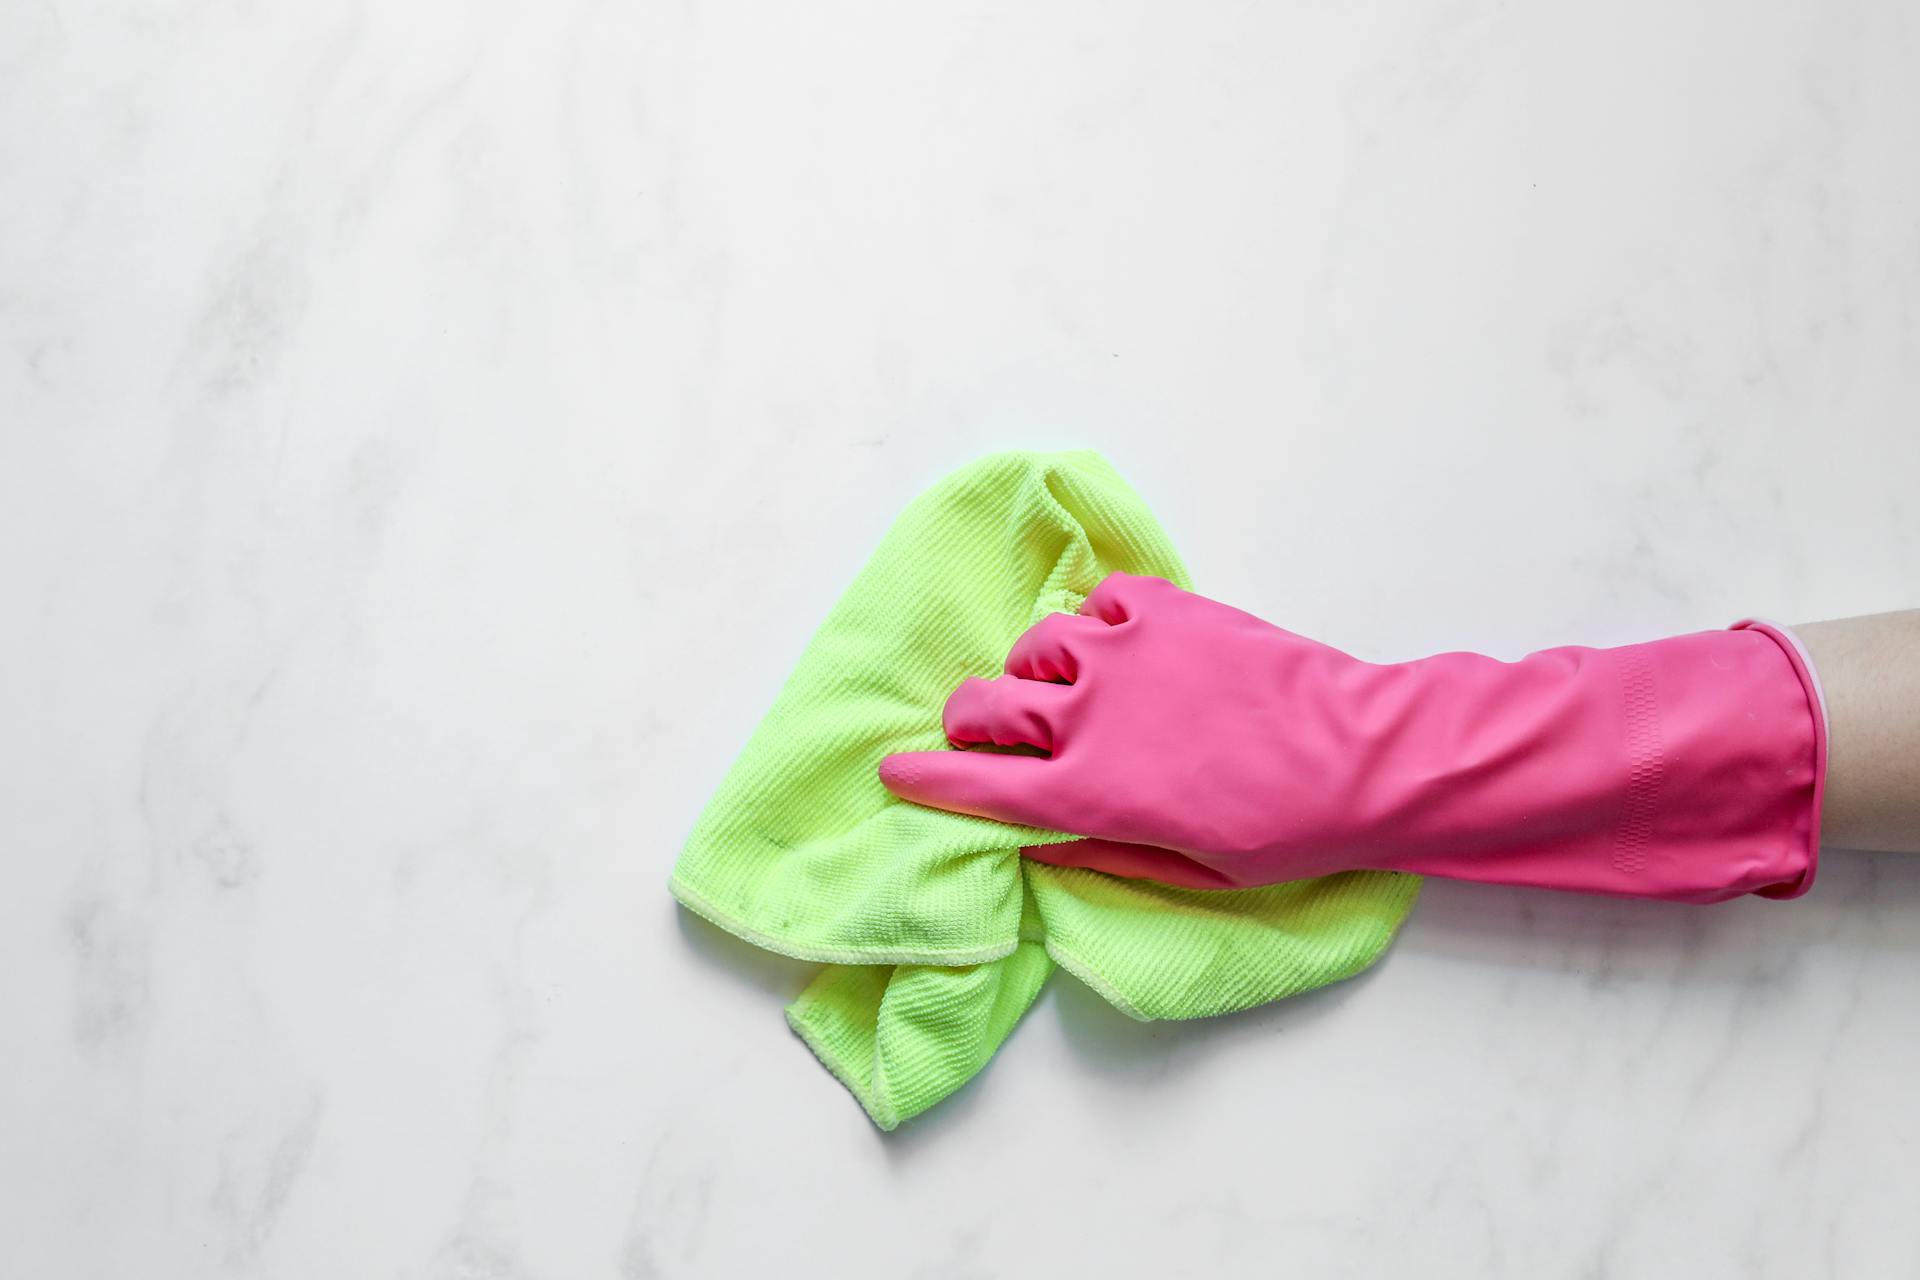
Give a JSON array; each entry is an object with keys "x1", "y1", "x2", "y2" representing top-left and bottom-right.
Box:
[{"x1": 670, "y1": 450, "x2": 1420, "y2": 1129}]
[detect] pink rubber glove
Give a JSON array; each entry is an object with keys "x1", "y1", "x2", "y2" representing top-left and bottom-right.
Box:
[{"x1": 878, "y1": 573, "x2": 1827, "y2": 903}]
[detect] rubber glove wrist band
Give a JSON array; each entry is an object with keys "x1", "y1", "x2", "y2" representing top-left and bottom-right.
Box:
[{"x1": 1729, "y1": 618, "x2": 1830, "y2": 899}]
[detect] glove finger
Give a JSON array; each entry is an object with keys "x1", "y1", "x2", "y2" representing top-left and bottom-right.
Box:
[
  {"x1": 1004, "y1": 612, "x2": 1107, "y2": 683},
  {"x1": 877, "y1": 750, "x2": 1061, "y2": 829},
  {"x1": 942, "y1": 674, "x2": 1070, "y2": 751},
  {"x1": 1021, "y1": 837, "x2": 1239, "y2": 890},
  {"x1": 1079, "y1": 571, "x2": 1173, "y2": 625}
]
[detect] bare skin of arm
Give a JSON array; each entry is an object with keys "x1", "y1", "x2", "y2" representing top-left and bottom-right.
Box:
[{"x1": 1793, "y1": 610, "x2": 1920, "y2": 853}]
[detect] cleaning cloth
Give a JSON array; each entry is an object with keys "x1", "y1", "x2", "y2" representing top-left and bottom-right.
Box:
[{"x1": 670, "y1": 450, "x2": 1420, "y2": 1129}]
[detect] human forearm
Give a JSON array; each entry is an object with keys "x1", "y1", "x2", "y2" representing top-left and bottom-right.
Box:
[{"x1": 1794, "y1": 611, "x2": 1920, "y2": 853}]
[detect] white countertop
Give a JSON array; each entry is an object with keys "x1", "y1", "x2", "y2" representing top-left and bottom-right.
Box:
[{"x1": 4, "y1": 2, "x2": 1918, "y2": 1276}]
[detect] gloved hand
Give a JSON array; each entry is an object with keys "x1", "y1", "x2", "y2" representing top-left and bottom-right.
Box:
[{"x1": 878, "y1": 573, "x2": 1827, "y2": 903}]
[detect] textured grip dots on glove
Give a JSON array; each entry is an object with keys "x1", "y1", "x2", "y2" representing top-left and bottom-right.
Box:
[{"x1": 1611, "y1": 648, "x2": 1665, "y2": 876}]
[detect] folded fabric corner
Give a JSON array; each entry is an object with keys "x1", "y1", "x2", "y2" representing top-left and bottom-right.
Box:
[{"x1": 785, "y1": 943, "x2": 1056, "y2": 1130}]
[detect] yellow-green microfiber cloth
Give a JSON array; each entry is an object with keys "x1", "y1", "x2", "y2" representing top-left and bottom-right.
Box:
[{"x1": 670, "y1": 450, "x2": 1420, "y2": 1129}]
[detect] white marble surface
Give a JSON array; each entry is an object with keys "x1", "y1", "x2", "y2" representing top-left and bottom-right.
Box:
[{"x1": 4, "y1": 2, "x2": 1919, "y2": 1276}]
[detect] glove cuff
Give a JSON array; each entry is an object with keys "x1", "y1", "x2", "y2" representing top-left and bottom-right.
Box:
[
  {"x1": 1728, "y1": 618, "x2": 1830, "y2": 900},
  {"x1": 1382, "y1": 625, "x2": 1825, "y2": 903}
]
